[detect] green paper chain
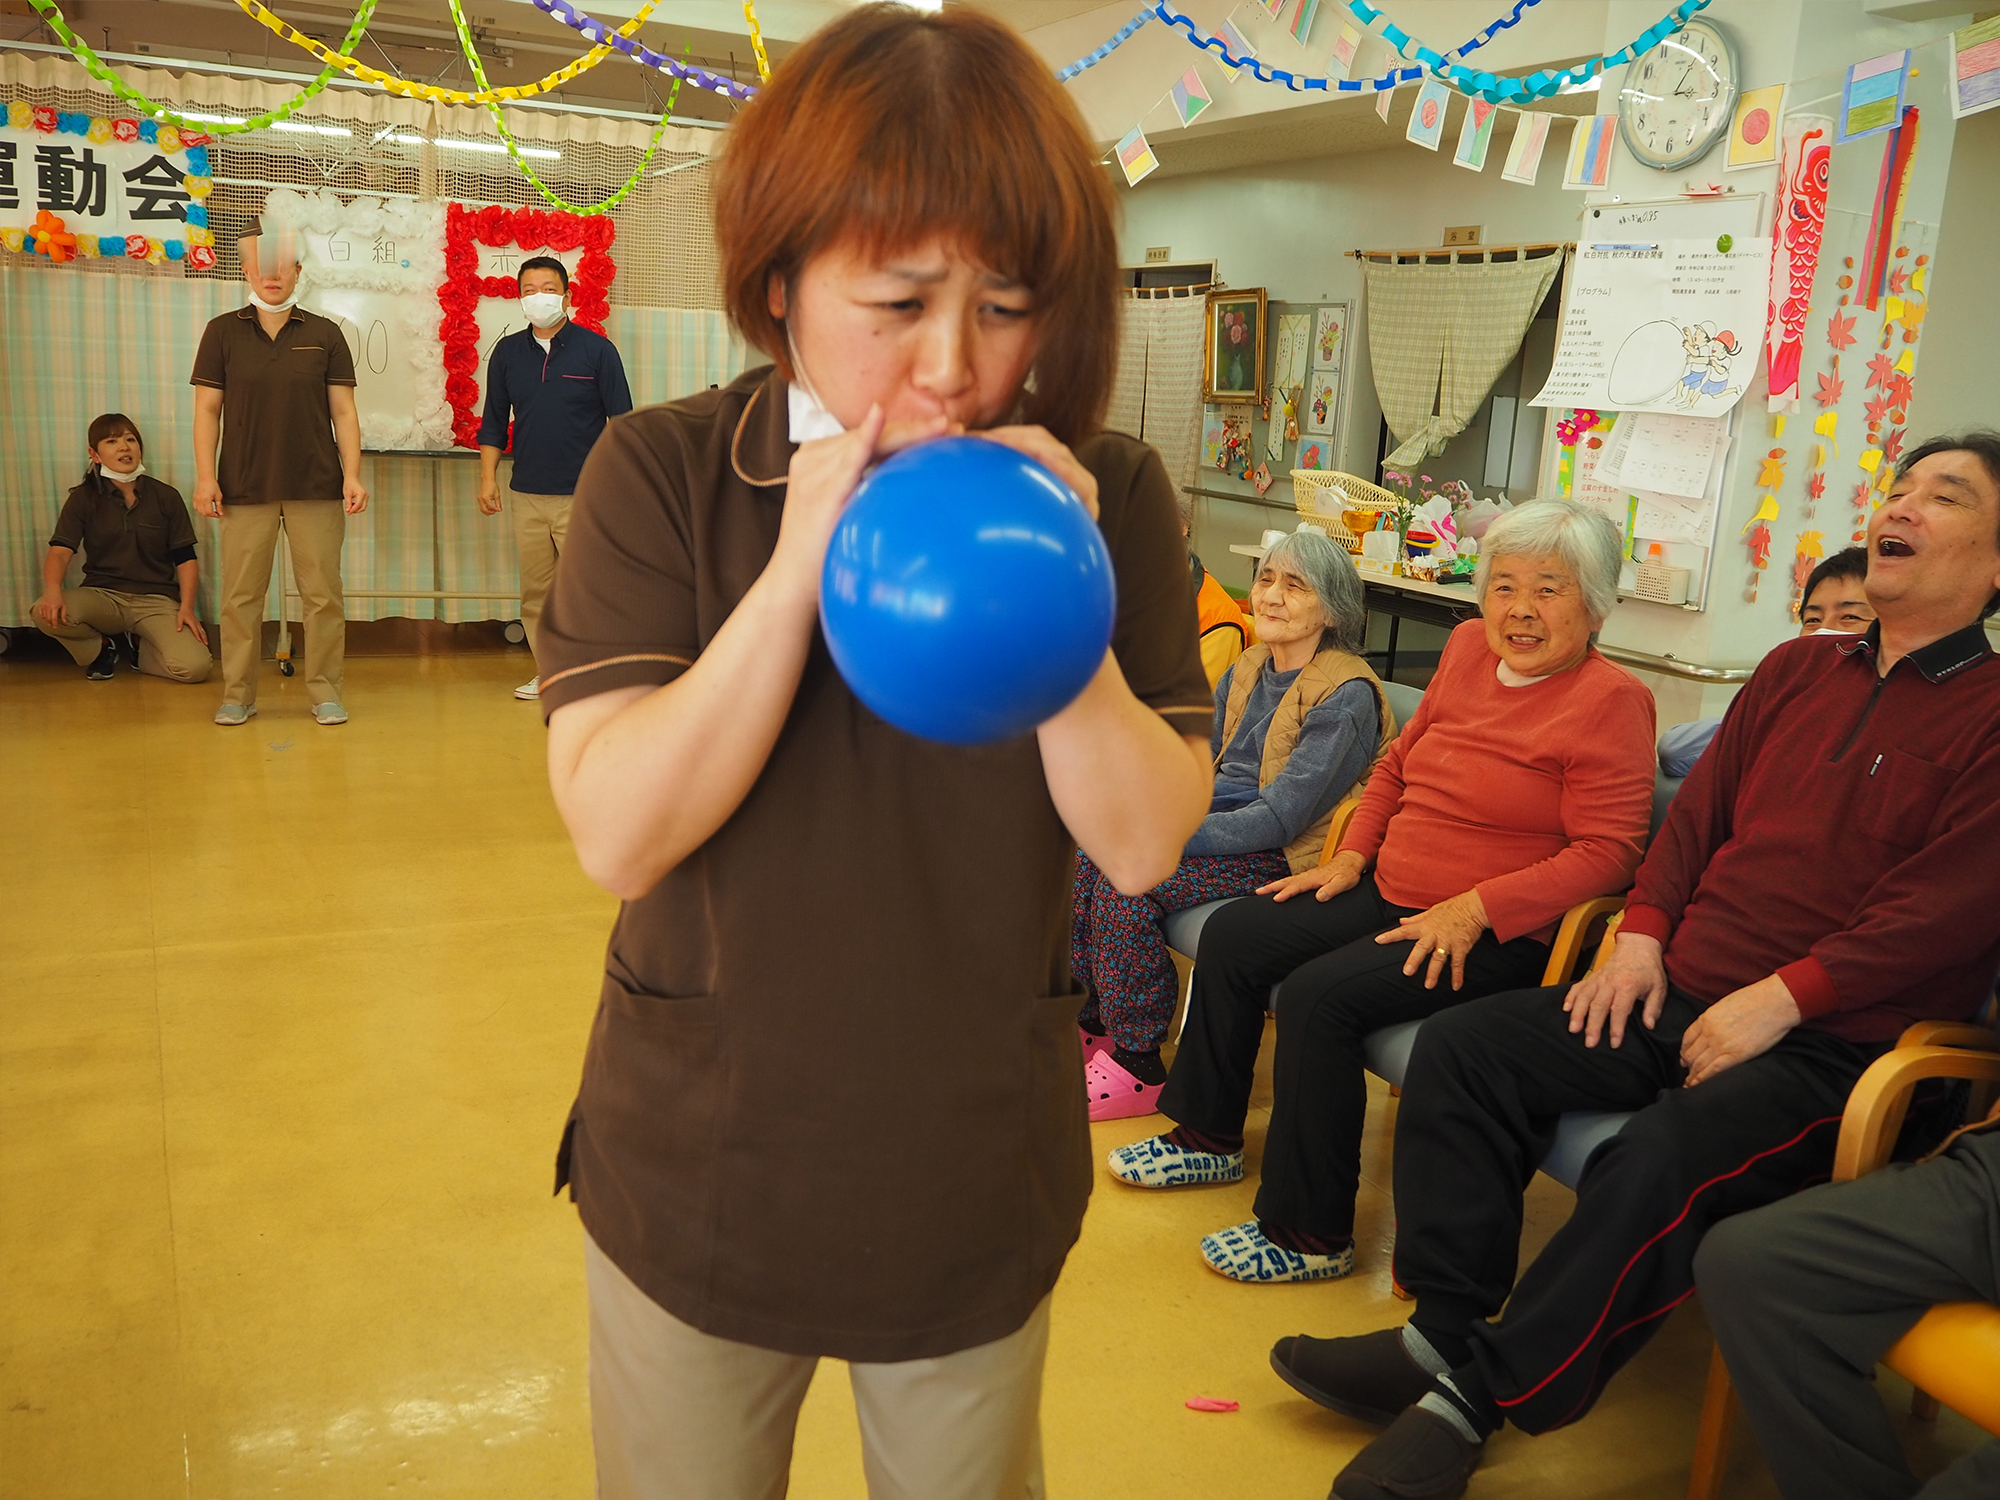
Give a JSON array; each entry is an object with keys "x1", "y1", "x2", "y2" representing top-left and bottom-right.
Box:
[
  {"x1": 25, "y1": 0, "x2": 377, "y2": 133},
  {"x1": 444, "y1": 0, "x2": 686, "y2": 217}
]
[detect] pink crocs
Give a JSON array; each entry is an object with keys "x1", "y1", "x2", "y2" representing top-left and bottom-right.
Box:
[
  {"x1": 1085, "y1": 1050, "x2": 1163, "y2": 1122},
  {"x1": 1079, "y1": 1026, "x2": 1113, "y2": 1063}
]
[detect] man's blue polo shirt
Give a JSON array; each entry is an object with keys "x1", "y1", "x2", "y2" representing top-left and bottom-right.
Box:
[{"x1": 477, "y1": 320, "x2": 633, "y2": 496}]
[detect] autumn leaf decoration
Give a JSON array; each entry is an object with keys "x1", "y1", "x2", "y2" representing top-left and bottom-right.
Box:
[
  {"x1": 1826, "y1": 309, "x2": 1857, "y2": 351},
  {"x1": 1813, "y1": 370, "x2": 1843, "y2": 408}
]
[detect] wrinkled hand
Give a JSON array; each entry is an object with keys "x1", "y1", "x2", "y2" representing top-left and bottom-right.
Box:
[
  {"x1": 31, "y1": 590, "x2": 67, "y2": 629},
  {"x1": 1564, "y1": 931, "x2": 1668, "y2": 1048},
  {"x1": 978, "y1": 426, "x2": 1100, "y2": 522},
  {"x1": 477, "y1": 480, "x2": 503, "y2": 517},
  {"x1": 1260, "y1": 848, "x2": 1365, "y2": 903},
  {"x1": 176, "y1": 607, "x2": 209, "y2": 646},
  {"x1": 192, "y1": 478, "x2": 224, "y2": 519},
  {"x1": 1681, "y1": 975, "x2": 1800, "y2": 1086},
  {"x1": 1375, "y1": 888, "x2": 1489, "y2": 991},
  {"x1": 770, "y1": 407, "x2": 952, "y2": 601},
  {"x1": 343, "y1": 475, "x2": 369, "y2": 515}
]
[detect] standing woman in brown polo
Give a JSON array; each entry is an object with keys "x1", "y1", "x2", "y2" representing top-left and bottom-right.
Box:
[
  {"x1": 190, "y1": 224, "x2": 367, "y2": 727},
  {"x1": 536, "y1": 7, "x2": 1215, "y2": 1496}
]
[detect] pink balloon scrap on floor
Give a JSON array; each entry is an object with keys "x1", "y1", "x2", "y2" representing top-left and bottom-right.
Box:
[{"x1": 1185, "y1": 1396, "x2": 1240, "y2": 1413}]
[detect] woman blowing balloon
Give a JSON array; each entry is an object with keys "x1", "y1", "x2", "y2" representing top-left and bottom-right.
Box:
[{"x1": 535, "y1": 7, "x2": 1214, "y2": 1495}]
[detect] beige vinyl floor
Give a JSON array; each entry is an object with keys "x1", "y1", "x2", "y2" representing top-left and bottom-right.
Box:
[{"x1": 1, "y1": 646, "x2": 1983, "y2": 1498}]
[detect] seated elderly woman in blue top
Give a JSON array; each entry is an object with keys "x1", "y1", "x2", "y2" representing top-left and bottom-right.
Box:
[{"x1": 1075, "y1": 530, "x2": 1395, "y2": 1121}]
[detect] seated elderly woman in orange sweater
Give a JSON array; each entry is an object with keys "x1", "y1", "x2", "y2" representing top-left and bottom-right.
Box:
[{"x1": 1109, "y1": 498, "x2": 1659, "y2": 1285}]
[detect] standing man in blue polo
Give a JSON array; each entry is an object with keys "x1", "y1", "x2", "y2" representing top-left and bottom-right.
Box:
[{"x1": 476, "y1": 255, "x2": 632, "y2": 701}]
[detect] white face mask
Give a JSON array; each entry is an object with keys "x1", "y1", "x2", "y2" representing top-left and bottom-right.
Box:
[
  {"x1": 99, "y1": 460, "x2": 145, "y2": 484},
  {"x1": 786, "y1": 333, "x2": 846, "y2": 443},
  {"x1": 521, "y1": 292, "x2": 566, "y2": 330},
  {"x1": 247, "y1": 285, "x2": 299, "y2": 313}
]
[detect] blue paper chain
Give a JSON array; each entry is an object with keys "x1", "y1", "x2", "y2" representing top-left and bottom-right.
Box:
[
  {"x1": 1059, "y1": 0, "x2": 1539, "y2": 88},
  {"x1": 1057, "y1": 9, "x2": 1153, "y2": 81},
  {"x1": 1340, "y1": 0, "x2": 1713, "y2": 101},
  {"x1": 1146, "y1": 0, "x2": 1709, "y2": 103},
  {"x1": 528, "y1": 0, "x2": 760, "y2": 100}
]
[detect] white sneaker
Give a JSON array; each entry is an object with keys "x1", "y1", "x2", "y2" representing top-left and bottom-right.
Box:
[
  {"x1": 313, "y1": 701, "x2": 348, "y2": 725},
  {"x1": 514, "y1": 676, "x2": 541, "y2": 700},
  {"x1": 214, "y1": 703, "x2": 258, "y2": 727}
]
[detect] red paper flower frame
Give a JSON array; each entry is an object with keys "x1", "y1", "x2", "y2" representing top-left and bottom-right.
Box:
[{"x1": 440, "y1": 203, "x2": 618, "y2": 449}]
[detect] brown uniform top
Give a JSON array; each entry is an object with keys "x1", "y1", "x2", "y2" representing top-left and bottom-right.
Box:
[
  {"x1": 536, "y1": 367, "x2": 1213, "y2": 1361},
  {"x1": 49, "y1": 472, "x2": 200, "y2": 600},
  {"x1": 189, "y1": 305, "x2": 356, "y2": 505}
]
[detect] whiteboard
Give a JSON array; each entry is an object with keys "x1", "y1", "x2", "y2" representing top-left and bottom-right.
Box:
[
  {"x1": 1536, "y1": 195, "x2": 1767, "y2": 614},
  {"x1": 303, "y1": 287, "x2": 429, "y2": 447}
]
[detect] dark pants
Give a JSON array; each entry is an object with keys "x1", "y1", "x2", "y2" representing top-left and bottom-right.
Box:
[
  {"x1": 1392, "y1": 984, "x2": 1881, "y2": 1434},
  {"x1": 1157, "y1": 877, "x2": 1549, "y2": 1238},
  {"x1": 1696, "y1": 1128, "x2": 2000, "y2": 1500}
]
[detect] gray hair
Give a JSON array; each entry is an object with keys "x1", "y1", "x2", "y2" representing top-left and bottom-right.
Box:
[
  {"x1": 1474, "y1": 499, "x2": 1622, "y2": 626},
  {"x1": 1259, "y1": 529, "x2": 1367, "y2": 653}
]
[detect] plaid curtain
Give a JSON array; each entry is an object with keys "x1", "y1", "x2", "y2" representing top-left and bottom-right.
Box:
[{"x1": 1364, "y1": 252, "x2": 1562, "y2": 466}]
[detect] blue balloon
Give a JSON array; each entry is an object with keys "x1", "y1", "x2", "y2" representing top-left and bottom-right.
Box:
[{"x1": 821, "y1": 435, "x2": 1116, "y2": 746}]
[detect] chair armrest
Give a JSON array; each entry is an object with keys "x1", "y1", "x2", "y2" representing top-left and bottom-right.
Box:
[
  {"x1": 1317, "y1": 796, "x2": 1364, "y2": 866},
  {"x1": 1897, "y1": 1020, "x2": 2000, "y2": 1052},
  {"x1": 1833, "y1": 1045, "x2": 2000, "y2": 1183},
  {"x1": 1538, "y1": 896, "x2": 1628, "y2": 987},
  {"x1": 1585, "y1": 910, "x2": 1627, "y2": 977}
]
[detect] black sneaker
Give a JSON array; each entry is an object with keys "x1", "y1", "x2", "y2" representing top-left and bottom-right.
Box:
[
  {"x1": 122, "y1": 632, "x2": 142, "y2": 671},
  {"x1": 1331, "y1": 1405, "x2": 1485, "y2": 1500},
  {"x1": 85, "y1": 637, "x2": 118, "y2": 680},
  {"x1": 1271, "y1": 1327, "x2": 1438, "y2": 1426}
]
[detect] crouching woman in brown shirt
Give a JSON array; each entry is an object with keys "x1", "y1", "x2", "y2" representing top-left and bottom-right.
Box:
[{"x1": 535, "y1": 8, "x2": 1215, "y2": 1497}]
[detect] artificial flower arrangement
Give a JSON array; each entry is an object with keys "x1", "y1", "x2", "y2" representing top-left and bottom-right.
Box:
[{"x1": 1, "y1": 101, "x2": 214, "y2": 267}]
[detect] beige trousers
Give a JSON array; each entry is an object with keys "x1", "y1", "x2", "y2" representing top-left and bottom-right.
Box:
[
  {"x1": 219, "y1": 501, "x2": 346, "y2": 707},
  {"x1": 585, "y1": 1234, "x2": 1048, "y2": 1500},
  {"x1": 37, "y1": 586, "x2": 213, "y2": 683},
  {"x1": 511, "y1": 489, "x2": 571, "y2": 666}
]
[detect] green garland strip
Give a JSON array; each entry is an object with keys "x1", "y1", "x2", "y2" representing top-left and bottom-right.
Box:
[
  {"x1": 445, "y1": 0, "x2": 686, "y2": 217},
  {"x1": 25, "y1": 0, "x2": 377, "y2": 133}
]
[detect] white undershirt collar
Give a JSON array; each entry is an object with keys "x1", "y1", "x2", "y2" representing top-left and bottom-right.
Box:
[{"x1": 1495, "y1": 661, "x2": 1551, "y2": 688}]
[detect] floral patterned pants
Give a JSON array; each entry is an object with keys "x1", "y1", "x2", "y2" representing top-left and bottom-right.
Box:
[{"x1": 1072, "y1": 848, "x2": 1292, "y2": 1054}]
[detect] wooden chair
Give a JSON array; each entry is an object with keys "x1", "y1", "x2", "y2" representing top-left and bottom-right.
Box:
[{"x1": 1686, "y1": 1021, "x2": 2000, "y2": 1500}]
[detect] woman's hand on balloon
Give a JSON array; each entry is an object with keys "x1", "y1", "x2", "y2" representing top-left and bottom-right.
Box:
[
  {"x1": 771, "y1": 406, "x2": 948, "y2": 601},
  {"x1": 979, "y1": 426, "x2": 1099, "y2": 521}
]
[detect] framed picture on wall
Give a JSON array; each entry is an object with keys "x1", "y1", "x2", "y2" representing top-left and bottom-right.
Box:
[{"x1": 1203, "y1": 288, "x2": 1267, "y2": 403}]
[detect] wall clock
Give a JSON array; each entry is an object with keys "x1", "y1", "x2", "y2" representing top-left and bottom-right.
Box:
[{"x1": 1618, "y1": 18, "x2": 1740, "y2": 170}]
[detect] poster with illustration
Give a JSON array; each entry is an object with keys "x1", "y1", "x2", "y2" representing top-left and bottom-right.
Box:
[
  {"x1": 1304, "y1": 370, "x2": 1340, "y2": 435},
  {"x1": 1312, "y1": 304, "x2": 1346, "y2": 369},
  {"x1": 1295, "y1": 436, "x2": 1333, "y2": 471}
]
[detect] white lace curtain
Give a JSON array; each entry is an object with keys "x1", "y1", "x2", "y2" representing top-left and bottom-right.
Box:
[
  {"x1": 1107, "y1": 294, "x2": 1205, "y2": 500},
  {"x1": 1363, "y1": 251, "x2": 1564, "y2": 466}
]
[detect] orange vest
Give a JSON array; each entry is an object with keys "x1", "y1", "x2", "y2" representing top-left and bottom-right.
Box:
[{"x1": 1194, "y1": 560, "x2": 1251, "y2": 687}]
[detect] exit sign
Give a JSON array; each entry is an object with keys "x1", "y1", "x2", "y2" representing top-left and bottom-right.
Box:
[{"x1": 1145, "y1": 246, "x2": 1172, "y2": 263}]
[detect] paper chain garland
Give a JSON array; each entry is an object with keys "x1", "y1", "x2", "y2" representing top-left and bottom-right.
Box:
[
  {"x1": 229, "y1": 0, "x2": 655, "y2": 104},
  {"x1": 444, "y1": 0, "x2": 688, "y2": 216},
  {"x1": 1058, "y1": 10, "x2": 1155, "y2": 82},
  {"x1": 742, "y1": 0, "x2": 772, "y2": 84},
  {"x1": 527, "y1": 0, "x2": 760, "y2": 102},
  {"x1": 1059, "y1": 0, "x2": 1541, "y2": 86},
  {"x1": 25, "y1": 0, "x2": 375, "y2": 133},
  {"x1": 1139, "y1": 0, "x2": 1711, "y2": 103},
  {"x1": 0, "y1": 101, "x2": 215, "y2": 266}
]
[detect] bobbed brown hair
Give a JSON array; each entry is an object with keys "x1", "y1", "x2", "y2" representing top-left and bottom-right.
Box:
[
  {"x1": 713, "y1": 2, "x2": 1119, "y2": 445},
  {"x1": 88, "y1": 412, "x2": 143, "y2": 454}
]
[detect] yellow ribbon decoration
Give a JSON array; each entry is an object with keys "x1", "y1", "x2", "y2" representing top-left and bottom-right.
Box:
[
  {"x1": 743, "y1": 0, "x2": 772, "y2": 82},
  {"x1": 232, "y1": 0, "x2": 656, "y2": 103}
]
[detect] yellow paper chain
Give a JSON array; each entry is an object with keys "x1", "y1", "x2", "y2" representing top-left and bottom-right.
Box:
[
  {"x1": 232, "y1": 0, "x2": 655, "y2": 103},
  {"x1": 742, "y1": 0, "x2": 771, "y2": 82}
]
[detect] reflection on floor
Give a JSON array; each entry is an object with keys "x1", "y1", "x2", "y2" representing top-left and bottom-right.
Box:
[{"x1": 1, "y1": 651, "x2": 1983, "y2": 1497}]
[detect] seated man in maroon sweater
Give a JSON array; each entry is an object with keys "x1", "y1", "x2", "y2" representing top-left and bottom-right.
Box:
[{"x1": 1282, "y1": 434, "x2": 2000, "y2": 1500}]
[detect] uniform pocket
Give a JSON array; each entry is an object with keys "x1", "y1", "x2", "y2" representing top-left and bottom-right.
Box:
[
  {"x1": 1858, "y1": 749, "x2": 1958, "y2": 850},
  {"x1": 572, "y1": 976, "x2": 725, "y2": 1289}
]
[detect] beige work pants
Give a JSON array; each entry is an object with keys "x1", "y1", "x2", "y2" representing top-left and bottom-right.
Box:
[
  {"x1": 219, "y1": 500, "x2": 346, "y2": 707},
  {"x1": 37, "y1": 586, "x2": 213, "y2": 683},
  {"x1": 510, "y1": 489, "x2": 571, "y2": 666},
  {"x1": 585, "y1": 1234, "x2": 1048, "y2": 1500}
]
